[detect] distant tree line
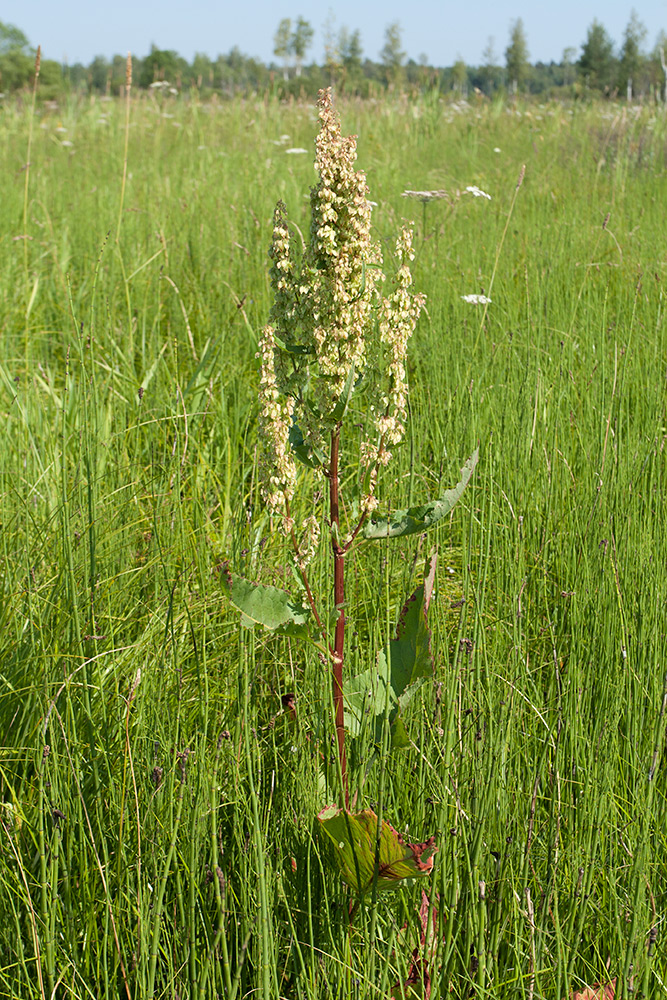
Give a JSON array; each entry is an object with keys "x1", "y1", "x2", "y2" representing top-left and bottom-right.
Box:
[{"x1": 1, "y1": 13, "x2": 666, "y2": 102}]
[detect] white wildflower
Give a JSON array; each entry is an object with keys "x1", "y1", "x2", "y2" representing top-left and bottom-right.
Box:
[
  {"x1": 461, "y1": 294, "x2": 491, "y2": 305},
  {"x1": 465, "y1": 186, "x2": 492, "y2": 200},
  {"x1": 285, "y1": 147, "x2": 308, "y2": 154},
  {"x1": 402, "y1": 189, "x2": 448, "y2": 203}
]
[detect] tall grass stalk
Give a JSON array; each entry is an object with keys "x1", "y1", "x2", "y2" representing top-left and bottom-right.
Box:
[
  {"x1": 116, "y1": 53, "x2": 133, "y2": 245},
  {"x1": 22, "y1": 47, "x2": 40, "y2": 275}
]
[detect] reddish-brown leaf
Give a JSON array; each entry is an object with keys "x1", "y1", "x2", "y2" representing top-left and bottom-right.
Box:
[
  {"x1": 570, "y1": 978, "x2": 616, "y2": 1000},
  {"x1": 390, "y1": 891, "x2": 440, "y2": 1000}
]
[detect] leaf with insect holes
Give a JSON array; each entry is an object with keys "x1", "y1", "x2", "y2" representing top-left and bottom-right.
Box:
[
  {"x1": 221, "y1": 569, "x2": 310, "y2": 638},
  {"x1": 317, "y1": 805, "x2": 437, "y2": 896},
  {"x1": 363, "y1": 450, "x2": 478, "y2": 539}
]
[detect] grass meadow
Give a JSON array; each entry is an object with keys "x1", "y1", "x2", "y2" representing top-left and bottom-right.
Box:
[{"x1": 1, "y1": 90, "x2": 667, "y2": 999}]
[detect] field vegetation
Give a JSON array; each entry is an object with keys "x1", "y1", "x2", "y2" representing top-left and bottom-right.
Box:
[{"x1": 1, "y1": 88, "x2": 667, "y2": 999}]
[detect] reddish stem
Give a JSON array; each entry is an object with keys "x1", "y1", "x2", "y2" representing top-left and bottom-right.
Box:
[
  {"x1": 342, "y1": 430, "x2": 387, "y2": 554},
  {"x1": 285, "y1": 499, "x2": 329, "y2": 652},
  {"x1": 343, "y1": 510, "x2": 368, "y2": 554},
  {"x1": 329, "y1": 426, "x2": 349, "y2": 808}
]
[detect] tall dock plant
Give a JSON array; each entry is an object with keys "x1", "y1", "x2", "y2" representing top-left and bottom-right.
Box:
[{"x1": 224, "y1": 89, "x2": 477, "y2": 897}]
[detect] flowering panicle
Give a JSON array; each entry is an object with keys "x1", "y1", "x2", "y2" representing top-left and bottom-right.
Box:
[
  {"x1": 257, "y1": 324, "x2": 297, "y2": 533},
  {"x1": 297, "y1": 514, "x2": 321, "y2": 567},
  {"x1": 359, "y1": 226, "x2": 424, "y2": 509},
  {"x1": 268, "y1": 201, "x2": 297, "y2": 331},
  {"x1": 256, "y1": 88, "x2": 424, "y2": 530},
  {"x1": 296, "y1": 89, "x2": 382, "y2": 418}
]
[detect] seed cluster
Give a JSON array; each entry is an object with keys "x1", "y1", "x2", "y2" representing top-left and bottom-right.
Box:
[{"x1": 257, "y1": 88, "x2": 424, "y2": 531}]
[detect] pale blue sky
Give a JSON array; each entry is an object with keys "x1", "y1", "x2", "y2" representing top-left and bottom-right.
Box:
[{"x1": 9, "y1": 0, "x2": 667, "y2": 67}]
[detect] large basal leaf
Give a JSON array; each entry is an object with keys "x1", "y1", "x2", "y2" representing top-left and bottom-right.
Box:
[
  {"x1": 317, "y1": 805, "x2": 437, "y2": 896},
  {"x1": 363, "y1": 450, "x2": 479, "y2": 540},
  {"x1": 222, "y1": 569, "x2": 310, "y2": 637}
]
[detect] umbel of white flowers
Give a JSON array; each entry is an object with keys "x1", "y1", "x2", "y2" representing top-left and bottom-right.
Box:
[{"x1": 257, "y1": 88, "x2": 425, "y2": 543}]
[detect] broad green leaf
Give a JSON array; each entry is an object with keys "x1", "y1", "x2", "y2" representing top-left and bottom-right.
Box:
[
  {"x1": 344, "y1": 662, "x2": 393, "y2": 737},
  {"x1": 289, "y1": 422, "x2": 326, "y2": 469},
  {"x1": 343, "y1": 653, "x2": 414, "y2": 747},
  {"x1": 383, "y1": 581, "x2": 433, "y2": 705},
  {"x1": 363, "y1": 450, "x2": 479, "y2": 540},
  {"x1": 278, "y1": 341, "x2": 314, "y2": 355},
  {"x1": 222, "y1": 570, "x2": 310, "y2": 638},
  {"x1": 317, "y1": 805, "x2": 437, "y2": 895},
  {"x1": 344, "y1": 551, "x2": 437, "y2": 745},
  {"x1": 388, "y1": 716, "x2": 410, "y2": 749}
]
